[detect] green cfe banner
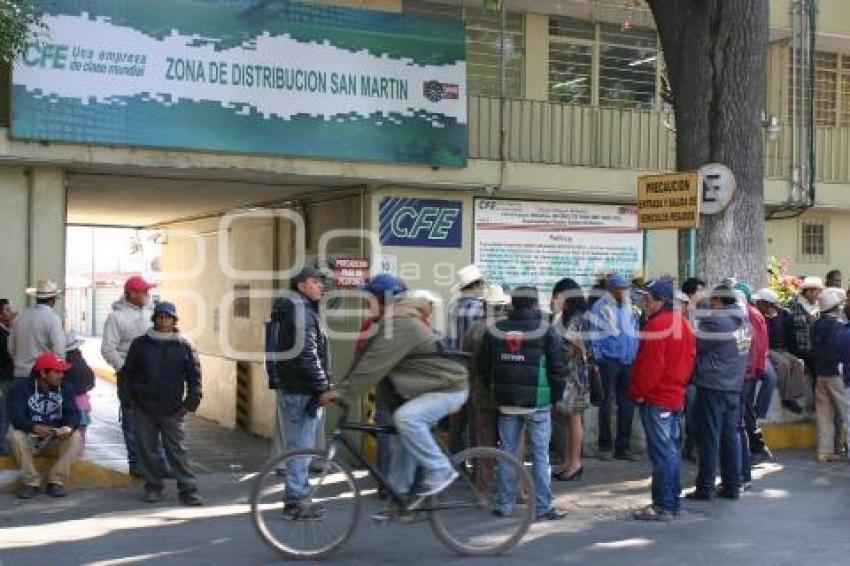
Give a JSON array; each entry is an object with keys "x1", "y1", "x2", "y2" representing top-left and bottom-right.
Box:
[{"x1": 11, "y1": 0, "x2": 468, "y2": 167}]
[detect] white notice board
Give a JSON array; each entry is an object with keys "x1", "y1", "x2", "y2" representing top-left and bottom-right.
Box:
[{"x1": 473, "y1": 199, "x2": 644, "y2": 297}]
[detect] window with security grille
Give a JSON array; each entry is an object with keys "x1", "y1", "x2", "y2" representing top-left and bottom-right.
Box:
[
  {"x1": 548, "y1": 16, "x2": 594, "y2": 104},
  {"x1": 789, "y1": 51, "x2": 837, "y2": 127},
  {"x1": 801, "y1": 222, "x2": 826, "y2": 261},
  {"x1": 464, "y1": 8, "x2": 525, "y2": 98},
  {"x1": 598, "y1": 23, "x2": 658, "y2": 110}
]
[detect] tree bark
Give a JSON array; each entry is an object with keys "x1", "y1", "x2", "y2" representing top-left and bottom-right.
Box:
[{"x1": 648, "y1": 0, "x2": 768, "y2": 287}]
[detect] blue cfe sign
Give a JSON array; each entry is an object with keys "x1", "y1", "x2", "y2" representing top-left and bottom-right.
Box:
[{"x1": 379, "y1": 197, "x2": 463, "y2": 248}]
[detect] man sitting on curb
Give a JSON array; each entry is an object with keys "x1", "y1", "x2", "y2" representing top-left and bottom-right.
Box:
[{"x1": 6, "y1": 352, "x2": 81, "y2": 499}]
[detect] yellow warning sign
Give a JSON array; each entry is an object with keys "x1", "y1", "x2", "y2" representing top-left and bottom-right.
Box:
[{"x1": 637, "y1": 171, "x2": 700, "y2": 230}]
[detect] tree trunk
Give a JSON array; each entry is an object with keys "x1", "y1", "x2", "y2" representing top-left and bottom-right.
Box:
[{"x1": 648, "y1": 0, "x2": 768, "y2": 287}]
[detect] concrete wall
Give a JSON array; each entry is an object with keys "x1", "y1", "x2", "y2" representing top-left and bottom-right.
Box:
[{"x1": 0, "y1": 167, "x2": 66, "y2": 314}]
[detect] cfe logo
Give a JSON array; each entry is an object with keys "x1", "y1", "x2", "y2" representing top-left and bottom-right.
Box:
[{"x1": 379, "y1": 197, "x2": 463, "y2": 248}]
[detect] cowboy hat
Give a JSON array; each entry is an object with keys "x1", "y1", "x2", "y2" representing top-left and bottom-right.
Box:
[
  {"x1": 800, "y1": 276, "x2": 825, "y2": 291},
  {"x1": 457, "y1": 265, "x2": 485, "y2": 290},
  {"x1": 25, "y1": 279, "x2": 63, "y2": 299}
]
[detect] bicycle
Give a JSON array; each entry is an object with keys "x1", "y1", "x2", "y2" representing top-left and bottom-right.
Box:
[{"x1": 250, "y1": 399, "x2": 535, "y2": 560}]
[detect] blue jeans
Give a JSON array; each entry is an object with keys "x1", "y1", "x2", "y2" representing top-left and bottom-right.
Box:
[
  {"x1": 389, "y1": 389, "x2": 468, "y2": 495},
  {"x1": 694, "y1": 387, "x2": 741, "y2": 496},
  {"x1": 121, "y1": 403, "x2": 169, "y2": 476},
  {"x1": 280, "y1": 394, "x2": 323, "y2": 502},
  {"x1": 749, "y1": 362, "x2": 778, "y2": 419},
  {"x1": 639, "y1": 404, "x2": 682, "y2": 513},
  {"x1": 497, "y1": 409, "x2": 553, "y2": 516},
  {"x1": 597, "y1": 359, "x2": 635, "y2": 454}
]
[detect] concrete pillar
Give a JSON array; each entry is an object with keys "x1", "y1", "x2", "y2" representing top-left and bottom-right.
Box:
[
  {"x1": 524, "y1": 13, "x2": 549, "y2": 101},
  {"x1": 0, "y1": 167, "x2": 66, "y2": 313}
]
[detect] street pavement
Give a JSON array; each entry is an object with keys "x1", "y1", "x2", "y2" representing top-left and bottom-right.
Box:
[{"x1": 2, "y1": 451, "x2": 850, "y2": 565}]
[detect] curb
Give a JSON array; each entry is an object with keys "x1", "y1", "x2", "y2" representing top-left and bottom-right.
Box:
[
  {"x1": 762, "y1": 422, "x2": 817, "y2": 451},
  {"x1": 0, "y1": 456, "x2": 137, "y2": 492}
]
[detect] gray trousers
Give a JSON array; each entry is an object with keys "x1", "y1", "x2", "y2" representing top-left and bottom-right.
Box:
[{"x1": 134, "y1": 406, "x2": 196, "y2": 493}]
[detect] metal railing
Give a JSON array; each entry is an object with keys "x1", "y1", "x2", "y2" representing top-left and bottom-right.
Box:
[{"x1": 469, "y1": 95, "x2": 850, "y2": 183}]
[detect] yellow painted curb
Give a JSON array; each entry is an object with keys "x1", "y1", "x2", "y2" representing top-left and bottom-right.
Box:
[
  {"x1": 762, "y1": 422, "x2": 817, "y2": 451},
  {"x1": 0, "y1": 455, "x2": 137, "y2": 491},
  {"x1": 93, "y1": 366, "x2": 117, "y2": 384}
]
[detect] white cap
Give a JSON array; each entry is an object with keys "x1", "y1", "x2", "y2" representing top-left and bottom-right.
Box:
[
  {"x1": 800, "y1": 276, "x2": 825, "y2": 291},
  {"x1": 409, "y1": 289, "x2": 442, "y2": 304},
  {"x1": 483, "y1": 284, "x2": 510, "y2": 305},
  {"x1": 457, "y1": 265, "x2": 485, "y2": 290},
  {"x1": 674, "y1": 291, "x2": 690, "y2": 304},
  {"x1": 753, "y1": 288, "x2": 780, "y2": 305},
  {"x1": 818, "y1": 287, "x2": 846, "y2": 312}
]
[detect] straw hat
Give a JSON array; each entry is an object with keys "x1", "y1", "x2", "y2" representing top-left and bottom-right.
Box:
[
  {"x1": 25, "y1": 279, "x2": 63, "y2": 299},
  {"x1": 483, "y1": 284, "x2": 510, "y2": 305},
  {"x1": 457, "y1": 265, "x2": 485, "y2": 290},
  {"x1": 800, "y1": 276, "x2": 825, "y2": 291}
]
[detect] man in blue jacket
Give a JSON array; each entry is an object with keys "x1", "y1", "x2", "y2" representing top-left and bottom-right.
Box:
[
  {"x1": 6, "y1": 351, "x2": 80, "y2": 499},
  {"x1": 687, "y1": 285, "x2": 751, "y2": 501},
  {"x1": 589, "y1": 274, "x2": 640, "y2": 460},
  {"x1": 479, "y1": 286, "x2": 568, "y2": 521},
  {"x1": 119, "y1": 301, "x2": 203, "y2": 506},
  {"x1": 266, "y1": 266, "x2": 331, "y2": 519}
]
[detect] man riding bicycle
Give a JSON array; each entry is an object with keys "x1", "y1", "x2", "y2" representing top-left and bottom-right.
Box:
[{"x1": 322, "y1": 276, "x2": 468, "y2": 515}]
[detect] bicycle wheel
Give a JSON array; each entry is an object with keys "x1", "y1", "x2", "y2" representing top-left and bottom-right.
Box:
[
  {"x1": 429, "y1": 447, "x2": 534, "y2": 556},
  {"x1": 250, "y1": 449, "x2": 360, "y2": 560}
]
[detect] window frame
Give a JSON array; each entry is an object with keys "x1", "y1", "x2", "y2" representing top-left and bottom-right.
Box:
[{"x1": 798, "y1": 217, "x2": 829, "y2": 264}]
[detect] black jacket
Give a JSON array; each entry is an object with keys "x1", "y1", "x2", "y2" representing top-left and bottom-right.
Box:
[
  {"x1": 766, "y1": 308, "x2": 796, "y2": 352},
  {"x1": 7, "y1": 376, "x2": 79, "y2": 432},
  {"x1": 479, "y1": 309, "x2": 567, "y2": 409},
  {"x1": 266, "y1": 293, "x2": 330, "y2": 395},
  {"x1": 0, "y1": 325, "x2": 12, "y2": 381},
  {"x1": 118, "y1": 330, "x2": 202, "y2": 416},
  {"x1": 811, "y1": 315, "x2": 844, "y2": 377},
  {"x1": 65, "y1": 349, "x2": 96, "y2": 395}
]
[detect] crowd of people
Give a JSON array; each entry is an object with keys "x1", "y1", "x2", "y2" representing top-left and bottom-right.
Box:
[{"x1": 3, "y1": 263, "x2": 850, "y2": 524}]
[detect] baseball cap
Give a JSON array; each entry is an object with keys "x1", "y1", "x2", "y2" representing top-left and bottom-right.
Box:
[
  {"x1": 290, "y1": 266, "x2": 325, "y2": 291},
  {"x1": 643, "y1": 280, "x2": 675, "y2": 301},
  {"x1": 607, "y1": 274, "x2": 630, "y2": 290},
  {"x1": 33, "y1": 352, "x2": 72, "y2": 373},
  {"x1": 152, "y1": 301, "x2": 178, "y2": 320},
  {"x1": 753, "y1": 288, "x2": 779, "y2": 305},
  {"x1": 359, "y1": 274, "x2": 407, "y2": 298},
  {"x1": 125, "y1": 276, "x2": 155, "y2": 294}
]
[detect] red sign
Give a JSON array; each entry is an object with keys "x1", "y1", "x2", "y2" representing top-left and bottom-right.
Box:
[{"x1": 334, "y1": 258, "x2": 370, "y2": 289}]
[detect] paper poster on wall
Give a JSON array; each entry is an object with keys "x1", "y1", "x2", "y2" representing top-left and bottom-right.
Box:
[{"x1": 473, "y1": 199, "x2": 643, "y2": 297}]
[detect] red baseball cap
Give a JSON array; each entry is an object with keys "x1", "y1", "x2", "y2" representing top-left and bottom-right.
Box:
[
  {"x1": 33, "y1": 352, "x2": 72, "y2": 373},
  {"x1": 125, "y1": 276, "x2": 155, "y2": 294}
]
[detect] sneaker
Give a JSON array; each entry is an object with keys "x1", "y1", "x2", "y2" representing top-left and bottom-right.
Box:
[
  {"x1": 370, "y1": 503, "x2": 415, "y2": 523},
  {"x1": 46, "y1": 483, "x2": 67, "y2": 498},
  {"x1": 536, "y1": 507, "x2": 567, "y2": 521},
  {"x1": 283, "y1": 501, "x2": 326, "y2": 521},
  {"x1": 714, "y1": 487, "x2": 740, "y2": 500},
  {"x1": 614, "y1": 451, "x2": 637, "y2": 462},
  {"x1": 634, "y1": 504, "x2": 674, "y2": 522},
  {"x1": 782, "y1": 400, "x2": 803, "y2": 414},
  {"x1": 417, "y1": 470, "x2": 459, "y2": 498},
  {"x1": 492, "y1": 508, "x2": 513, "y2": 519},
  {"x1": 16, "y1": 485, "x2": 39, "y2": 499},
  {"x1": 179, "y1": 491, "x2": 204, "y2": 507},
  {"x1": 144, "y1": 489, "x2": 163, "y2": 503}
]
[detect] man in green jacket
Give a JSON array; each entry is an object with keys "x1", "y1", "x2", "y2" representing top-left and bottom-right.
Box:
[{"x1": 323, "y1": 285, "x2": 468, "y2": 510}]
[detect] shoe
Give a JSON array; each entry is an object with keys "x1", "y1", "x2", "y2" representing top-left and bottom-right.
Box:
[
  {"x1": 553, "y1": 467, "x2": 584, "y2": 481},
  {"x1": 596, "y1": 451, "x2": 613, "y2": 461},
  {"x1": 742, "y1": 482, "x2": 753, "y2": 492},
  {"x1": 634, "y1": 504, "x2": 674, "y2": 522},
  {"x1": 283, "y1": 501, "x2": 326, "y2": 521},
  {"x1": 684, "y1": 490, "x2": 712, "y2": 501},
  {"x1": 143, "y1": 489, "x2": 163, "y2": 503},
  {"x1": 16, "y1": 485, "x2": 39, "y2": 499},
  {"x1": 715, "y1": 487, "x2": 740, "y2": 500},
  {"x1": 46, "y1": 483, "x2": 67, "y2": 498},
  {"x1": 817, "y1": 454, "x2": 842, "y2": 463},
  {"x1": 492, "y1": 508, "x2": 513, "y2": 518},
  {"x1": 370, "y1": 503, "x2": 415, "y2": 523},
  {"x1": 179, "y1": 491, "x2": 204, "y2": 507},
  {"x1": 782, "y1": 400, "x2": 803, "y2": 414},
  {"x1": 309, "y1": 461, "x2": 329, "y2": 474},
  {"x1": 417, "y1": 470, "x2": 459, "y2": 498},
  {"x1": 536, "y1": 507, "x2": 567, "y2": 521},
  {"x1": 614, "y1": 451, "x2": 637, "y2": 462}
]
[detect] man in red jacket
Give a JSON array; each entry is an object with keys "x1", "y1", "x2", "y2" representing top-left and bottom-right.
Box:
[{"x1": 629, "y1": 280, "x2": 696, "y2": 521}]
